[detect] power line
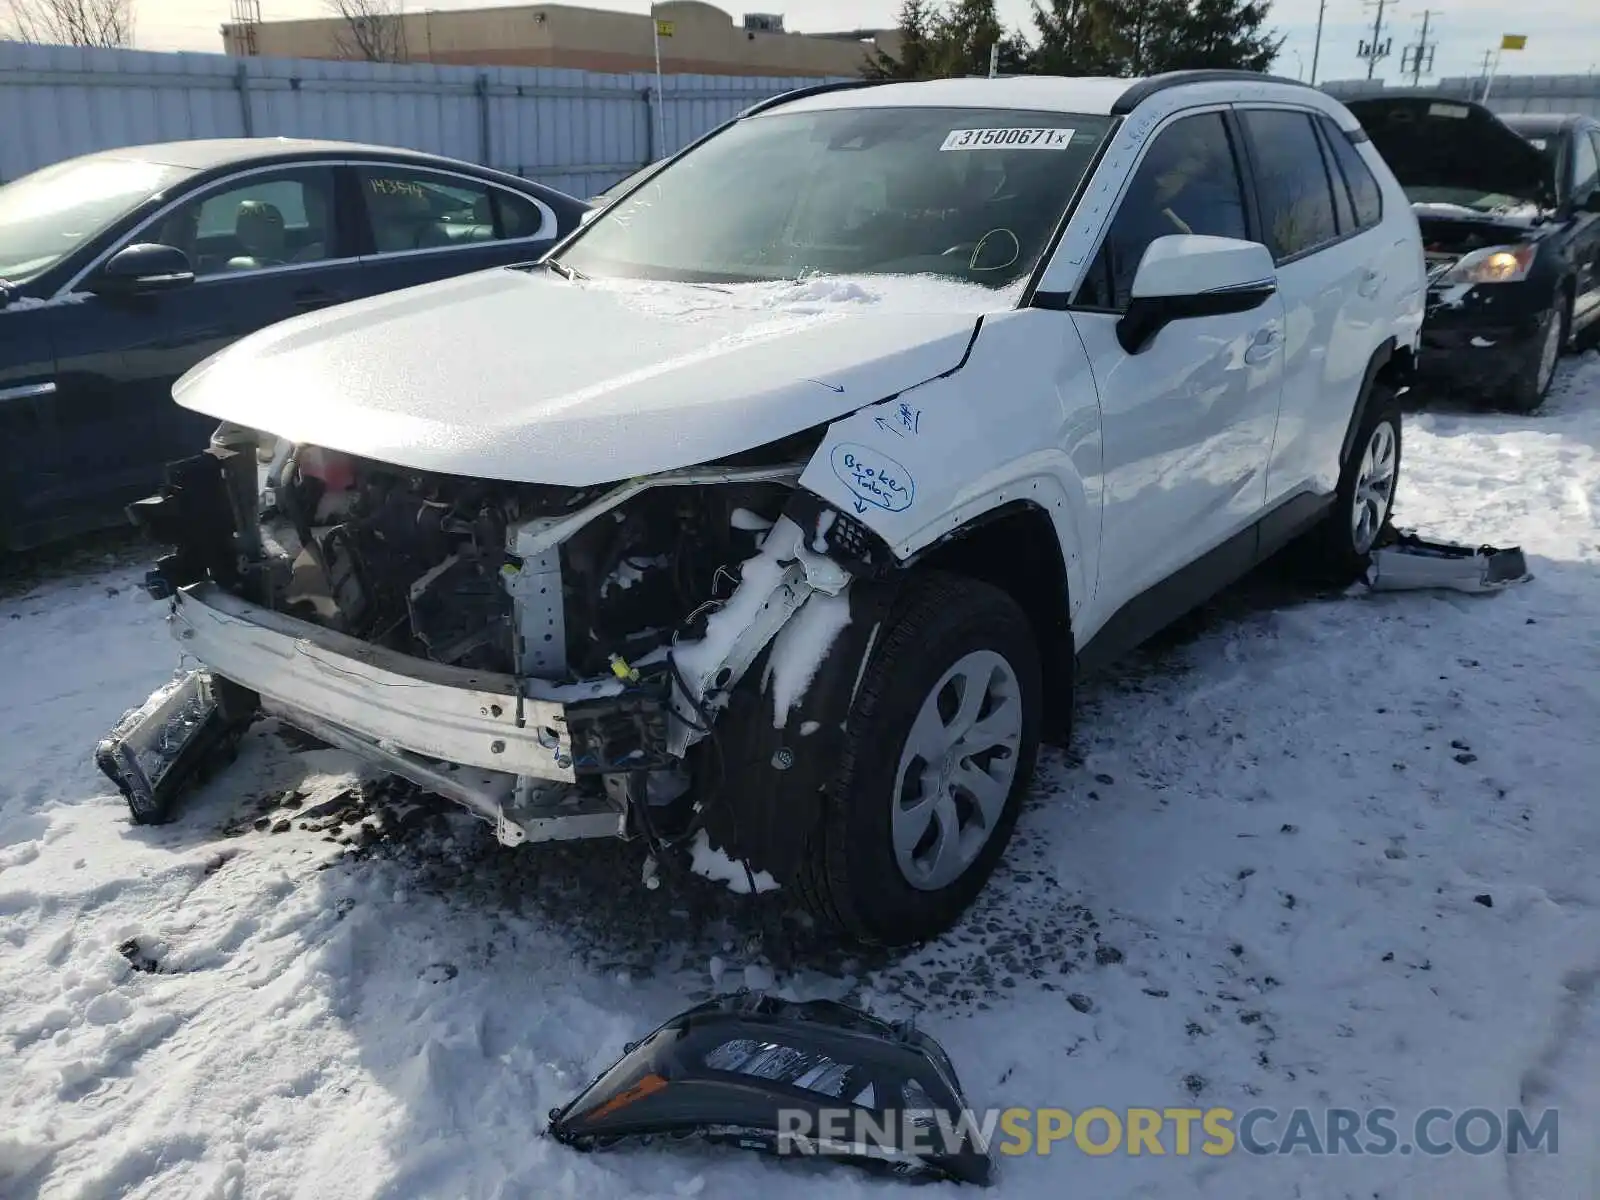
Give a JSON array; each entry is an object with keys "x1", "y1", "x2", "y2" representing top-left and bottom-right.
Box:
[
  {"x1": 1400, "y1": 8, "x2": 1438, "y2": 87},
  {"x1": 1357, "y1": 0, "x2": 1395, "y2": 81}
]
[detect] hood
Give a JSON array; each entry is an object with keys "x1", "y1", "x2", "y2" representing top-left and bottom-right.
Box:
[
  {"x1": 174, "y1": 268, "x2": 992, "y2": 486},
  {"x1": 1345, "y1": 96, "x2": 1553, "y2": 206},
  {"x1": 1412, "y1": 206, "x2": 1552, "y2": 255}
]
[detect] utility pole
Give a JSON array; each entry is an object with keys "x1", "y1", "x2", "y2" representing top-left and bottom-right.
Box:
[
  {"x1": 1474, "y1": 46, "x2": 1495, "y2": 101},
  {"x1": 1310, "y1": 0, "x2": 1328, "y2": 83},
  {"x1": 1401, "y1": 9, "x2": 1438, "y2": 87},
  {"x1": 650, "y1": 3, "x2": 667, "y2": 159},
  {"x1": 1481, "y1": 43, "x2": 1506, "y2": 103},
  {"x1": 1358, "y1": 0, "x2": 1394, "y2": 80}
]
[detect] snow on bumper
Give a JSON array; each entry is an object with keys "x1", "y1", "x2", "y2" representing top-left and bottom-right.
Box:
[{"x1": 168, "y1": 582, "x2": 577, "y2": 780}]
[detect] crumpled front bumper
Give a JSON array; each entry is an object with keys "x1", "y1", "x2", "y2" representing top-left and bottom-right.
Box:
[
  {"x1": 168, "y1": 582, "x2": 580, "y2": 781},
  {"x1": 1417, "y1": 280, "x2": 1549, "y2": 394}
]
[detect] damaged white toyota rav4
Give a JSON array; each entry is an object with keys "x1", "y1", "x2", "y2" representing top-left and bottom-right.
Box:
[{"x1": 100, "y1": 70, "x2": 1425, "y2": 945}]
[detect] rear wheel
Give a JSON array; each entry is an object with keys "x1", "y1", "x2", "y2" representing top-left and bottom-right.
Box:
[
  {"x1": 1505, "y1": 297, "x2": 1568, "y2": 413},
  {"x1": 1300, "y1": 381, "x2": 1402, "y2": 583},
  {"x1": 794, "y1": 572, "x2": 1043, "y2": 946}
]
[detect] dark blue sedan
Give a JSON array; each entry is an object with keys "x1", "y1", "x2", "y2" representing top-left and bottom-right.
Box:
[{"x1": 0, "y1": 138, "x2": 589, "y2": 550}]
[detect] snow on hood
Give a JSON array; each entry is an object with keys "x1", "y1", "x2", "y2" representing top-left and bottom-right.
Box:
[
  {"x1": 174, "y1": 268, "x2": 1002, "y2": 486},
  {"x1": 1412, "y1": 201, "x2": 1553, "y2": 231}
]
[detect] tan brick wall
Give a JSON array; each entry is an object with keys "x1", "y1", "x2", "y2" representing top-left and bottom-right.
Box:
[{"x1": 222, "y1": 1, "x2": 886, "y2": 79}]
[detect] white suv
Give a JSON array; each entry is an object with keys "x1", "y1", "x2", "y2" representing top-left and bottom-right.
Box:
[{"x1": 101, "y1": 70, "x2": 1426, "y2": 946}]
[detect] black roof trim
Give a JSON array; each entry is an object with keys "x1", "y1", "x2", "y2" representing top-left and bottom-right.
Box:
[
  {"x1": 1112, "y1": 70, "x2": 1315, "y2": 115},
  {"x1": 739, "y1": 79, "x2": 889, "y2": 119}
]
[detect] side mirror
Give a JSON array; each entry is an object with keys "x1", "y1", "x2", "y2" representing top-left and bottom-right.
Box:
[
  {"x1": 85, "y1": 243, "x2": 196, "y2": 297},
  {"x1": 1116, "y1": 235, "x2": 1278, "y2": 355}
]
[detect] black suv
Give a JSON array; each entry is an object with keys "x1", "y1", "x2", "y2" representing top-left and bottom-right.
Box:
[{"x1": 1348, "y1": 96, "x2": 1600, "y2": 411}]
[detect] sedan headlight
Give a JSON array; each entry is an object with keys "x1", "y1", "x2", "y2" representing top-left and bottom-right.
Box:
[{"x1": 1439, "y1": 243, "x2": 1537, "y2": 284}]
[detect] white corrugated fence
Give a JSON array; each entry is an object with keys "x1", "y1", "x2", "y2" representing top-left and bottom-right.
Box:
[{"x1": 0, "y1": 41, "x2": 848, "y2": 197}]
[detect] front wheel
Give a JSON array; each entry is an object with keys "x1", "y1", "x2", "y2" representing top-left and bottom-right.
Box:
[
  {"x1": 1505, "y1": 298, "x2": 1568, "y2": 413},
  {"x1": 794, "y1": 572, "x2": 1043, "y2": 946}
]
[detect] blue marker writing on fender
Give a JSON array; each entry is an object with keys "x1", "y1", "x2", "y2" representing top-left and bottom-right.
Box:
[{"x1": 831, "y1": 443, "x2": 915, "y2": 514}]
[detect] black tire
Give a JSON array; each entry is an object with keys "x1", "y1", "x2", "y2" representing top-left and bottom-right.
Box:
[
  {"x1": 1302, "y1": 381, "x2": 1403, "y2": 584},
  {"x1": 1505, "y1": 297, "x2": 1568, "y2": 413},
  {"x1": 793, "y1": 572, "x2": 1043, "y2": 946}
]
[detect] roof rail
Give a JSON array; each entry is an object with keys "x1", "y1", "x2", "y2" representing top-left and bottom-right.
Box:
[
  {"x1": 1112, "y1": 69, "x2": 1314, "y2": 115},
  {"x1": 738, "y1": 78, "x2": 889, "y2": 119}
]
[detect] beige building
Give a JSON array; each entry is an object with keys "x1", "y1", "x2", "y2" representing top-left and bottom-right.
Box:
[{"x1": 221, "y1": 2, "x2": 902, "y2": 79}]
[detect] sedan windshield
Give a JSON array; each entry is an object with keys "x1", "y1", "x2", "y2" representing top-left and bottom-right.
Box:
[
  {"x1": 556, "y1": 107, "x2": 1114, "y2": 288},
  {"x1": 0, "y1": 156, "x2": 193, "y2": 282}
]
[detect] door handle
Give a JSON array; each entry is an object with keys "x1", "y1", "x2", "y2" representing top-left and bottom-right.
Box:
[
  {"x1": 293, "y1": 288, "x2": 342, "y2": 312},
  {"x1": 1244, "y1": 328, "x2": 1281, "y2": 365},
  {"x1": 0, "y1": 380, "x2": 56, "y2": 403}
]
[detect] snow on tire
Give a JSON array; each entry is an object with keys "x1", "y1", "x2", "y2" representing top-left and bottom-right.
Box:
[{"x1": 796, "y1": 571, "x2": 1043, "y2": 946}]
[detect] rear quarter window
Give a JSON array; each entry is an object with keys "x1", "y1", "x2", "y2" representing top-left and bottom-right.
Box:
[{"x1": 1318, "y1": 117, "x2": 1383, "y2": 230}]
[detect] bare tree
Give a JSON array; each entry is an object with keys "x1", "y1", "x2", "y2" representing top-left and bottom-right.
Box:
[
  {"x1": 327, "y1": 0, "x2": 408, "y2": 63},
  {"x1": 1, "y1": 0, "x2": 133, "y2": 47}
]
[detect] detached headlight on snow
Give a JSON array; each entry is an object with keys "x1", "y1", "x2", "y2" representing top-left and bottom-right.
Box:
[{"x1": 1439, "y1": 243, "x2": 1537, "y2": 284}]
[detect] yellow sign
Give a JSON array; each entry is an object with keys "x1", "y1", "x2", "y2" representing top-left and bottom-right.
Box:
[
  {"x1": 1501, "y1": 34, "x2": 1527, "y2": 50},
  {"x1": 656, "y1": 19, "x2": 675, "y2": 37}
]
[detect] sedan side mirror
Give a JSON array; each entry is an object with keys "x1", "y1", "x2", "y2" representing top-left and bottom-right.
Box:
[
  {"x1": 1117, "y1": 235, "x2": 1278, "y2": 355},
  {"x1": 86, "y1": 243, "x2": 196, "y2": 297}
]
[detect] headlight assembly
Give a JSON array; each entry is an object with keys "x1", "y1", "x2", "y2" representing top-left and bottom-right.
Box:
[{"x1": 1439, "y1": 243, "x2": 1537, "y2": 284}]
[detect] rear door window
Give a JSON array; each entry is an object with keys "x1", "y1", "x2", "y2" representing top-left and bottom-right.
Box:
[
  {"x1": 1239, "y1": 109, "x2": 1340, "y2": 262},
  {"x1": 356, "y1": 165, "x2": 544, "y2": 254}
]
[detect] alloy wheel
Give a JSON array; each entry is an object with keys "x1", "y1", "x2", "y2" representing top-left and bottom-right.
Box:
[{"x1": 1351, "y1": 419, "x2": 1398, "y2": 555}]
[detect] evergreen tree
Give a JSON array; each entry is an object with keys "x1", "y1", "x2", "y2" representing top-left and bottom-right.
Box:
[
  {"x1": 1163, "y1": 0, "x2": 1281, "y2": 72},
  {"x1": 935, "y1": 0, "x2": 1031, "y2": 75},
  {"x1": 1028, "y1": 0, "x2": 1281, "y2": 77},
  {"x1": 1029, "y1": 0, "x2": 1117, "y2": 75},
  {"x1": 864, "y1": 0, "x2": 1031, "y2": 79},
  {"x1": 864, "y1": 0, "x2": 941, "y2": 79}
]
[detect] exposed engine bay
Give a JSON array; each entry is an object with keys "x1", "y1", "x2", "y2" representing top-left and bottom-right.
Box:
[
  {"x1": 261, "y1": 444, "x2": 791, "y2": 681},
  {"x1": 105, "y1": 422, "x2": 889, "y2": 884}
]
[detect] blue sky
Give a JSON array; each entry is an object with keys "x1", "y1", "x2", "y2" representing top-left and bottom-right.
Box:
[{"x1": 137, "y1": 0, "x2": 1599, "y2": 80}]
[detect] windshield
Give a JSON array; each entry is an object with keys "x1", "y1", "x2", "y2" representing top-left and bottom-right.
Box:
[
  {"x1": 556, "y1": 107, "x2": 1114, "y2": 288},
  {"x1": 0, "y1": 156, "x2": 193, "y2": 282},
  {"x1": 1403, "y1": 132, "x2": 1555, "y2": 214}
]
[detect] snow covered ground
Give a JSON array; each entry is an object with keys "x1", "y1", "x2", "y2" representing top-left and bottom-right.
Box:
[{"x1": 4, "y1": 353, "x2": 1600, "y2": 1200}]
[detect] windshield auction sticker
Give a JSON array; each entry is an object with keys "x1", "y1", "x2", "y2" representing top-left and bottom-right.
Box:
[{"x1": 940, "y1": 128, "x2": 1075, "y2": 151}]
